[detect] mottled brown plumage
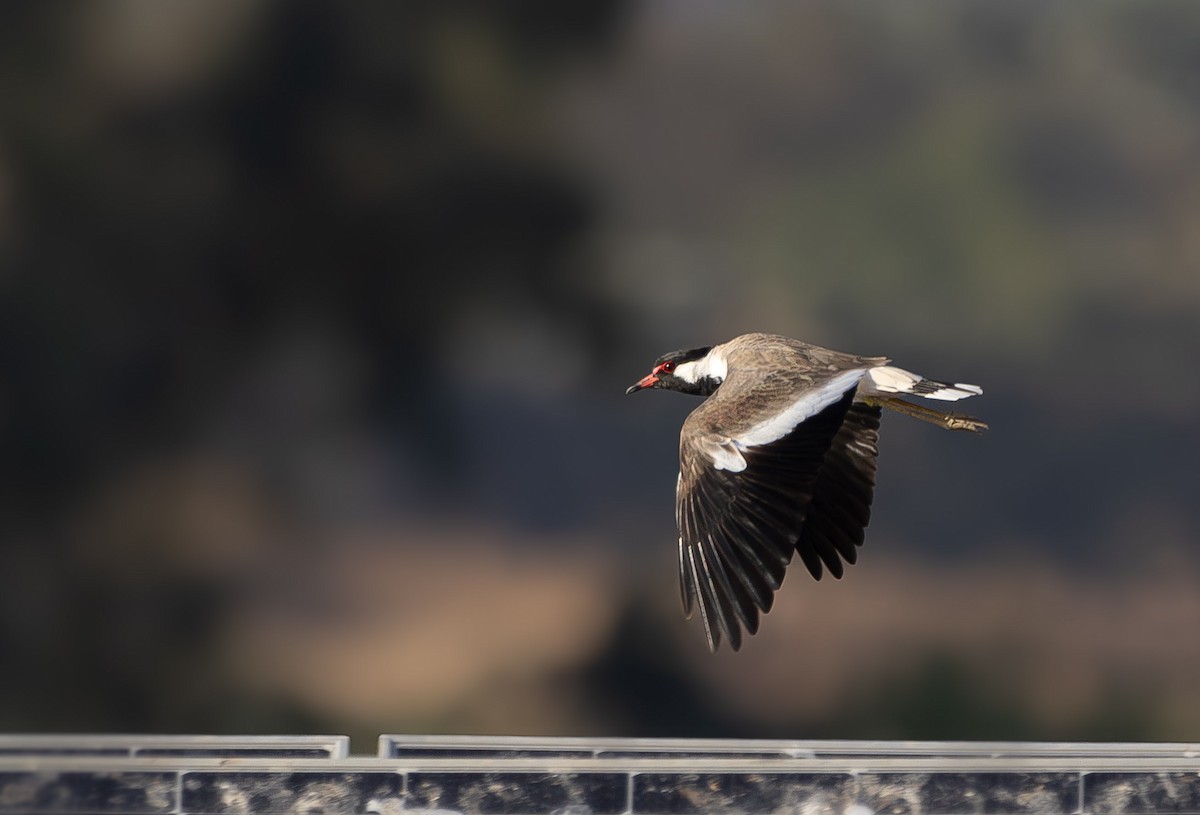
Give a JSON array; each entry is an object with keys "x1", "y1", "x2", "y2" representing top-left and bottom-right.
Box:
[{"x1": 628, "y1": 333, "x2": 984, "y2": 652}]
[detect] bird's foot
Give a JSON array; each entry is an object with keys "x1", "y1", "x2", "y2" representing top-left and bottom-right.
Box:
[{"x1": 868, "y1": 396, "x2": 989, "y2": 433}]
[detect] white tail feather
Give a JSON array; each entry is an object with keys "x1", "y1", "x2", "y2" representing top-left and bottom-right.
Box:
[{"x1": 862, "y1": 365, "x2": 982, "y2": 403}]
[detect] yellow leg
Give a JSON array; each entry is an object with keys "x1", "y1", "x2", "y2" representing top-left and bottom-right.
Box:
[{"x1": 864, "y1": 396, "x2": 989, "y2": 433}]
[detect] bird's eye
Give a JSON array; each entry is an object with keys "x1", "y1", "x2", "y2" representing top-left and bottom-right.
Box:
[{"x1": 661, "y1": 361, "x2": 676, "y2": 373}]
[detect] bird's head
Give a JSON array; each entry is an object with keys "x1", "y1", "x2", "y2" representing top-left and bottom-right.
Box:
[{"x1": 626, "y1": 345, "x2": 722, "y2": 397}]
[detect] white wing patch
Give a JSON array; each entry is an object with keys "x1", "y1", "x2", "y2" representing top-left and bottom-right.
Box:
[
  {"x1": 735, "y1": 369, "x2": 866, "y2": 450},
  {"x1": 863, "y1": 365, "x2": 983, "y2": 402},
  {"x1": 699, "y1": 436, "x2": 748, "y2": 472}
]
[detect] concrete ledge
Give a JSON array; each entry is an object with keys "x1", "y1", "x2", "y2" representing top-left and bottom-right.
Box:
[{"x1": 1, "y1": 735, "x2": 1198, "y2": 814}]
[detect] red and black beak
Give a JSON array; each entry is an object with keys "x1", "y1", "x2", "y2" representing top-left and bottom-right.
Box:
[{"x1": 625, "y1": 372, "x2": 659, "y2": 394}]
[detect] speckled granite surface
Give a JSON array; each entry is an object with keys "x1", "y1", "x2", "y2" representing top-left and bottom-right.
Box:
[{"x1": 1, "y1": 735, "x2": 1199, "y2": 814}]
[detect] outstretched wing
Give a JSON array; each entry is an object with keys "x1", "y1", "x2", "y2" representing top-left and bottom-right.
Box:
[
  {"x1": 793, "y1": 402, "x2": 882, "y2": 581},
  {"x1": 675, "y1": 386, "x2": 858, "y2": 652}
]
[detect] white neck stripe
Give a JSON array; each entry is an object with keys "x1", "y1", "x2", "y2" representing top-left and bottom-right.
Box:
[{"x1": 673, "y1": 350, "x2": 728, "y2": 384}]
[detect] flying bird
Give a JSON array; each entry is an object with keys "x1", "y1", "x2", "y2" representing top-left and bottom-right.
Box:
[{"x1": 626, "y1": 332, "x2": 986, "y2": 652}]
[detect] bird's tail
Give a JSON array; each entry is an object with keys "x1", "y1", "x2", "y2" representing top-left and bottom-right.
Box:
[
  {"x1": 860, "y1": 366, "x2": 987, "y2": 432},
  {"x1": 862, "y1": 365, "x2": 983, "y2": 402}
]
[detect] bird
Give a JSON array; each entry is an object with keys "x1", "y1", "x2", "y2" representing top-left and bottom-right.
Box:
[{"x1": 626, "y1": 332, "x2": 986, "y2": 652}]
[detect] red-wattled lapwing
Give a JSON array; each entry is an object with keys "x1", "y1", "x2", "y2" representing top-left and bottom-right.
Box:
[{"x1": 626, "y1": 332, "x2": 986, "y2": 652}]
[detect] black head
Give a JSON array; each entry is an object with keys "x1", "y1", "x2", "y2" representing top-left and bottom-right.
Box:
[{"x1": 625, "y1": 345, "x2": 719, "y2": 397}]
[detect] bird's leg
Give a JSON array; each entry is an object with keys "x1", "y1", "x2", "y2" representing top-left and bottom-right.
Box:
[{"x1": 865, "y1": 396, "x2": 989, "y2": 433}]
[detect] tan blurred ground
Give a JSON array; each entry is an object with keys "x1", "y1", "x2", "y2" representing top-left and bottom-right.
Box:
[{"x1": 221, "y1": 520, "x2": 1200, "y2": 738}]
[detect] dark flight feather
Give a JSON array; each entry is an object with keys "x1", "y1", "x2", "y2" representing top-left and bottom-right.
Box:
[{"x1": 675, "y1": 389, "x2": 857, "y2": 651}]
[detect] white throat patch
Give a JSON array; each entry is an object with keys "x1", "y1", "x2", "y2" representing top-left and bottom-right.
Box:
[{"x1": 673, "y1": 350, "x2": 728, "y2": 385}]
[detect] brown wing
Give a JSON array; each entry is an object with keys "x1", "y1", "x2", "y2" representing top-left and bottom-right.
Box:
[
  {"x1": 793, "y1": 402, "x2": 882, "y2": 581},
  {"x1": 675, "y1": 389, "x2": 856, "y2": 652}
]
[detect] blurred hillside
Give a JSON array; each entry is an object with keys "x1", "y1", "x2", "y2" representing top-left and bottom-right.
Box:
[{"x1": 1, "y1": 2, "x2": 1198, "y2": 748}]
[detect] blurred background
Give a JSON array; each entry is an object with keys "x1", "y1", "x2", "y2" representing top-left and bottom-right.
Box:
[{"x1": 2, "y1": 1, "x2": 1199, "y2": 752}]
